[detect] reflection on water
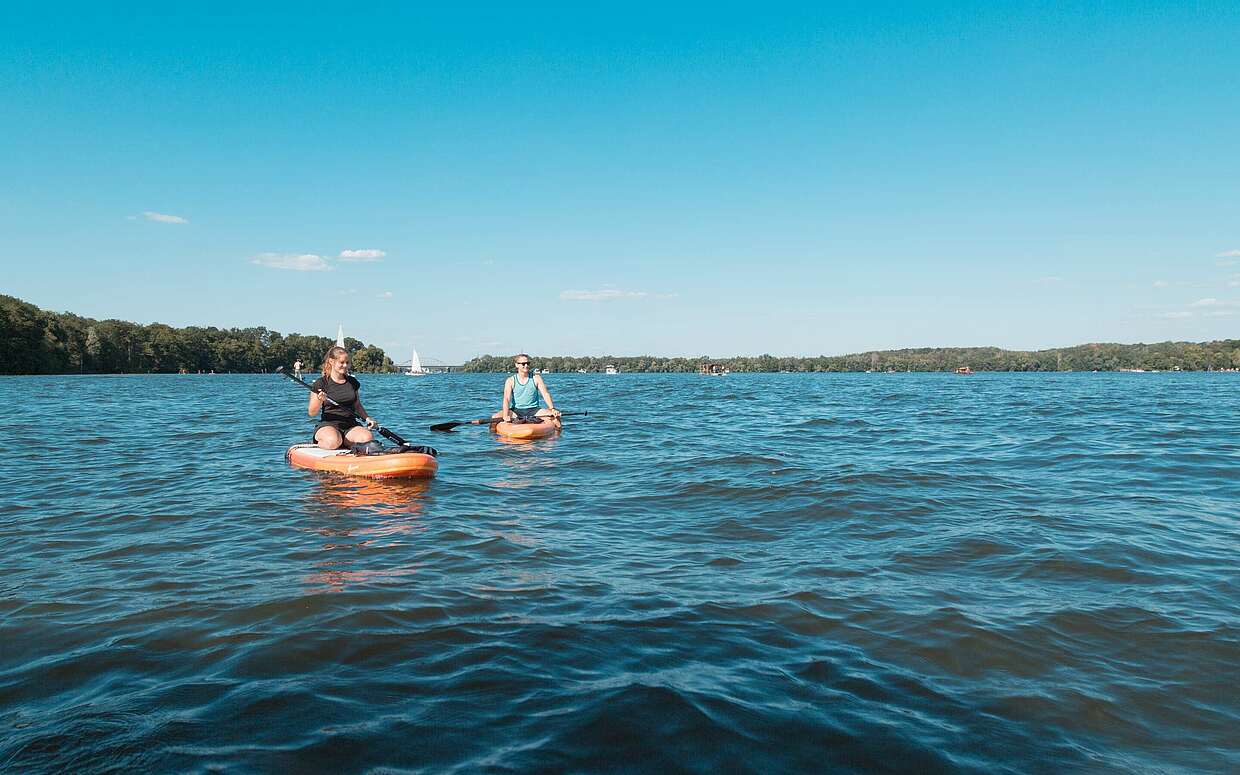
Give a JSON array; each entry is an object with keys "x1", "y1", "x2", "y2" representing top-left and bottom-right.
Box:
[
  {"x1": 303, "y1": 471, "x2": 432, "y2": 517},
  {"x1": 305, "y1": 562, "x2": 423, "y2": 592},
  {"x1": 490, "y1": 432, "x2": 562, "y2": 494},
  {"x1": 301, "y1": 473, "x2": 431, "y2": 591}
]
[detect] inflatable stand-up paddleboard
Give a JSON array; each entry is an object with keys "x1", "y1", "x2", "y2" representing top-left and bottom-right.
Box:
[
  {"x1": 492, "y1": 417, "x2": 558, "y2": 440},
  {"x1": 287, "y1": 444, "x2": 439, "y2": 479}
]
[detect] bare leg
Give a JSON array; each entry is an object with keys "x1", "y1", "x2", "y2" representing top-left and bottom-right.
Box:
[
  {"x1": 535, "y1": 408, "x2": 561, "y2": 430},
  {"x1": 315, "y1": 427, "x2": 344, "y2": 450},
  {"x1": 344, "y1": 427, "x2": 374, "y2": 445}
]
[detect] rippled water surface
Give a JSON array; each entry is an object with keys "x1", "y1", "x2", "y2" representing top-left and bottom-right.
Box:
[{"x1": 2, "y1": 373, "x2": 1238, "y2": 773}]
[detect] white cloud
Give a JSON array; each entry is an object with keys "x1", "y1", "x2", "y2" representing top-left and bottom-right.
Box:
[
  {"x1": 1190, "y1": 298, "x2": 1224, "y2": 307},
  {"x1": 378, "y1": 291, "x2": 393, "y2": 299},
  {"x1": 142, "y1": 211, "x2": 188, "y2": 224},
  {"x1": 339, "y1": 248, "x2": 386, "y2": 261},
  {"x1": 1037, "y1": 276, "x2": 1063, "y2": 284},
  {"x1": 1156, "y1": 311, "x2": 1193, "y2": 319},
  {"x1": 1152, "y1": 280, "x2": 1169, "y2": 288},
  {"x1": 1204, "y1": 310, "x2": 1236, "y2": 317},
  {"x1": 251, "y1": 252, "x2": 331, "y2": 271},
  {"x1": 1230, "y1": 274, "x2": 1240, "y2": 287},
  {"x1": 1216, "y1": 249, "x2": 1240, "y2": 258},
  {"x1": 560, "y1": 288, "x2": 649, "y2": 301}
]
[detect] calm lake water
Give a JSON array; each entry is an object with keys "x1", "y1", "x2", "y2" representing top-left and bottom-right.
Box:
[{"x1": 2, "y1": 372, "x2": 1237, "y2": 773}]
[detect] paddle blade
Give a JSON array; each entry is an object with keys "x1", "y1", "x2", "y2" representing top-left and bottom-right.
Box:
[{"x1": 430, "y1": 416, "x2": 501, "y2": 432}]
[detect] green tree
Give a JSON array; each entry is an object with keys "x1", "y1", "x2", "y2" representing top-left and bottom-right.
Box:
[{"x1": 351, "y1": 346, "x2": 391, "y2": 373}]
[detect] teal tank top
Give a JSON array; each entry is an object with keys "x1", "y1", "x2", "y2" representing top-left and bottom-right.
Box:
[{"x1": 510, "y1": 374, "x2": 539, "y2": 409}]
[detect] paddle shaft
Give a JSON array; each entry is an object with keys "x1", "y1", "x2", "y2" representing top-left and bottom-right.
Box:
[
  {"x1": 430, "y1": 411, "x2": 588, "y2": 432},
  {"x1": 276, "y1": 367, "x2": 410, "y2": 447}
]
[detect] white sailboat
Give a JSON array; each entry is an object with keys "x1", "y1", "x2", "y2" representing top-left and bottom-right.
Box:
[{"x1": 405, "y1": 346, "x2": 428, "y2": 376}]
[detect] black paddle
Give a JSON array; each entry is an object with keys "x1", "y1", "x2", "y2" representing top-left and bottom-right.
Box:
[
  {"x1": 430, "y1": 411, "x2": 588, "y2": 433},
  {"x1": 276, "y1": 366, "x2": 433, "y2": 453}
]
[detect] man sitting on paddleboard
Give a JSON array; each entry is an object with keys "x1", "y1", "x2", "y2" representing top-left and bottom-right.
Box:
[
  {"x1": 495, "y1": 354, "x2": 561, "y2": 429},
  {"x1": 309, "y1": 345, "x2": 380, "y2": 450}
]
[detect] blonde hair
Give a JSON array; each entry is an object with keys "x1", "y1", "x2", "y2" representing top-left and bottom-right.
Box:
[{"x1": 320, "y1": 345, "x2": 350, "y2": 377}]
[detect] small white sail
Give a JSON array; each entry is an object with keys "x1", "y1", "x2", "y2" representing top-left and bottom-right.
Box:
[
  {"x1": 406, "y1": 346, "x2": 427, "y2": 376},
  {"x1": 336, "y1": 324, "x2": 345, "y2": 347}
]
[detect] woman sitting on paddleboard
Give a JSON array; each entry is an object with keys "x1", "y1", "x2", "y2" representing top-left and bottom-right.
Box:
[
  {"x1": 495, "y1": 353, "x2": 561, "y2": 429},
  {"x1": 309, "y1": 346, "x2": 379, "y2": 450}
]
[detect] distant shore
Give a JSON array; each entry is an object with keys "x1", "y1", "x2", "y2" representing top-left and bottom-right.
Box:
[
  {"x1": 4, "y1": 295, "x2": 1238, "y2": 375},
  {"x1": 460, "y1": 346, "x2": 1240, "y2": 374}
]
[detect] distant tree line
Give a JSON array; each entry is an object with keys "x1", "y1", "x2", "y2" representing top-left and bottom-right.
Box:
[
  {"x1": 4, "y1": 294, "x2": 1237, "y2": 375},
  {"x1": 463, "y1": 341, "x2": 1240, "y2": 373},
  {"x1": 0, "y1": 295, "x2": 394, "y2": 374}
]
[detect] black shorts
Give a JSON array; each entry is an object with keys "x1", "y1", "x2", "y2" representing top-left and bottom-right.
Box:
[
  {"x1": 313, "y1": 421, "x2": 359, "y2": 442},
  {"x1": 511, "y1": 407, "x2": 542, "y2": 420}
]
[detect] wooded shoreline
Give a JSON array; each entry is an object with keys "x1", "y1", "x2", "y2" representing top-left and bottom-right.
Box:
[{"x1": 4, "y1": 294, "x2": 1237, "y2": 375}]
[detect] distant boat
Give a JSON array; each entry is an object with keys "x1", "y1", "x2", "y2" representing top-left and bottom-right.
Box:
[
  {"x1": 605, "y1": 364, "x2": 619, "y2": 375},
  {"x1": 955, "y1": 366, "x2": 973, "y2": 375},
  {"x1": 405, "y1": 346, "x2": 428, "y2": 376}
]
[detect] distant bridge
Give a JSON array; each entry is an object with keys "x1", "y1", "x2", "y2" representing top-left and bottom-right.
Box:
[{"x1": 394, "y1": 355, "x2": 463, "y2": 373}]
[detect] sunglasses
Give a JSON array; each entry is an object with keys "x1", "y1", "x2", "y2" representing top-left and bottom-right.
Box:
[{"x1": 515, "y1": 361, "x2": 531, "y2": 366}]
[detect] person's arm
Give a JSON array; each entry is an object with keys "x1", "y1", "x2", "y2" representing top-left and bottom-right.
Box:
[
  {"x1": 501, "y1": 377, "x2": 514, "y2": 421},
  {"x1": 354, "y1": 398, "x2": 378, "y2": 428},
  {"x1": 308, "y1": 379, "x2": 324, "y2": 417},
  {"x1": 535, "y1": 375, "x2": 558, "y2": 415}
]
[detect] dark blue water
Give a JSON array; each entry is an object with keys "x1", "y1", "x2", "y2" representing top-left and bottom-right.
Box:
[{"x1": 2, "y1": 373, "x2": 1237, "y2": 773}]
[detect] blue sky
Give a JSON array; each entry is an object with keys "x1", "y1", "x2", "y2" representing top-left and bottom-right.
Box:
[{"x1": 2, "y1": 2, "x2": 1237, "y2": 363}]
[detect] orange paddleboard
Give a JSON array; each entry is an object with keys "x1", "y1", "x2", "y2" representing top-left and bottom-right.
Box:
[
  {"x1": 286, "y1": 444, "x2": 438, "y2": 479},
  {"x1": 493, "y1": 417, "x2": 558, "y2": 440}
]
